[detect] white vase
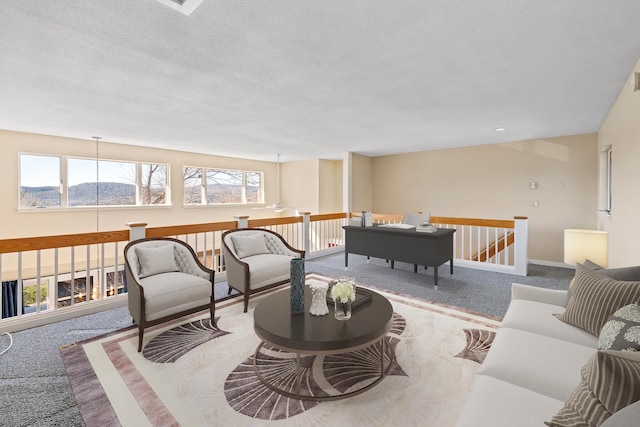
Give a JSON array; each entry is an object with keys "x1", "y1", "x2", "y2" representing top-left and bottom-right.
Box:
[{"x1": 309, "y1": 282, "x2": 329, "y2": 316}]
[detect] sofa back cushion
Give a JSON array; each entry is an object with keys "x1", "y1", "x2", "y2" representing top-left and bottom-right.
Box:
[
  {"x1": 558, "y1": 263, "x2": 640, "y2": 336},
  {"x1": 230, "y1": 233, "x2": 270, "y2": 258},
  {"x1": 135, "y1": 244, "x2": 179, "y2": 278}
]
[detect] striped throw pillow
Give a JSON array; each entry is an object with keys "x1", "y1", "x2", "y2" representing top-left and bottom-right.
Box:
[
  {"x1": 545, "y1": 350, "x2": 640, "y2": 427},
  {"x1": 558, "y1": 264, "x2": 640, "y2": 336}
]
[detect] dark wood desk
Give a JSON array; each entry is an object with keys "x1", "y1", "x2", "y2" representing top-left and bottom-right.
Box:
[{"x1": 343, "y1": 225, "x2": 456, "y2": 288}]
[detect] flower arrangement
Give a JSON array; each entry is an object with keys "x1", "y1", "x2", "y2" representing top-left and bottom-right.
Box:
[{"x1": 330, "y1": 279, "x2": 356, "y2": 304}]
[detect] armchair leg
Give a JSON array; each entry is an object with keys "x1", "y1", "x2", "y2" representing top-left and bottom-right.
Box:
[
  {"x1": 137, "y1": 326, "x2": 144, "y2": 352},
  {"x1": 228, "y1": 286, "x2": 232, "y2": 295},
  {"x1": 209, "y1": 301, "x2": 216, "y2": 328},
  {"x1": 243, "y1": 294, "x2": 249, "y2": 313}
]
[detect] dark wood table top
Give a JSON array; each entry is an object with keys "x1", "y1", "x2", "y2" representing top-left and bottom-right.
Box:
[{"x1": 254, "y1": 286, "x2": 393, "y2": 353}]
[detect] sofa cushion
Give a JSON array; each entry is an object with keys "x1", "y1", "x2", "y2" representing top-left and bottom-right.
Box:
[
  {"x1": 230, "y1": 233, "x2": 270, "y2": 258},
  {"x1": 567, "y1": 260, "x2": 640, "y2": 305},
  {"x1": 456, "y1": 375, "x2": 564, "y2": 427},
  {"x1": 598, "y1": 303, "x2": 640, "y2": 351},
  {"x1": 135, "y1": 244, "x2": 179, "y2": 278},
  {"x1": 558, "y1": 264, "x2": 640, "y2": 336},
  {"x1": 243, "y1": 253, "x2": 293, "y2": 290},
  {"x1": 478, "y1": 327, "x2": 595, "y2": 401},
  {"x1": 501, "y1": 299, "x2": 597, "y2": 348},
  {"x1": 545, "y1": 350, "x2": 640, "y2": 427},
  {"x1": 140, "y1": 271, "x2": 211, "y2": 321}
]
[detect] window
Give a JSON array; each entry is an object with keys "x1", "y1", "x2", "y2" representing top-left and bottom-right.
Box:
[
  {"x1": 19, "y1": 155, "x2": 61, "y2": 208},
  {"x1": 599, "y1": 145, "x2": 612, "y2": 214},
  {"x1": 183, "y1": 167, "x2": 263, "y2": 205},
  {"x1": 19, "y1": 154, "x2": 169, "y2": 209}
]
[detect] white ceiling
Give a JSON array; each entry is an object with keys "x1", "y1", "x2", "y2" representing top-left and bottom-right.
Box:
[{"x1": 1, "y1": 0, "x2": 640, "y2": 162}]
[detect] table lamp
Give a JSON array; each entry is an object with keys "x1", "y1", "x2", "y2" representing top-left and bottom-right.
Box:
[{"x1": 563, "y1": 229, "x2": 608, "y2": 267}]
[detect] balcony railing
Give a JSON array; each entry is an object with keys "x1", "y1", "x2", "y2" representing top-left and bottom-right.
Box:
[{"x1": 0, "y1": 212, "x2": 527, "y2": 332}]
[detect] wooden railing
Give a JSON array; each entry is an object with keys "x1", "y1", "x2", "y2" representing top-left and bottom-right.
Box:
[
  {"x1": 0, "y1": 211, "x2": 526, "y2": 332},
  {"x1": 350, "y1": 213, "x2": 528, "y2": 275}
]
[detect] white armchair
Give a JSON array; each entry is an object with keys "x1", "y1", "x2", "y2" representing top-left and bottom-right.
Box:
[
  {"x1": 124, "y1": 237, "x2": 215, "y2": 352},
  {"x1": 222, "y1": 228, "x2": 305, "y2": 313}
]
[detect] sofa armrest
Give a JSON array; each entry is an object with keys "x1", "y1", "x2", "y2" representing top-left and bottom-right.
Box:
[{"x1": 511, "y1": 283, "x2": 568, "y2": 306}]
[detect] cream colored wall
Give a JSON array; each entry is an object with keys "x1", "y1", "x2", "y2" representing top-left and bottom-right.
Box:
[
  {"x1": 318, "y1": 159, "x2": 343, "y2": 213},
  {"x1": 597, "y1": 58, "x2": 640, "y2": 267},
  {"x1": 371, "y1": 134, "x2": 598, "y2": 263},
  {"x1": 281, "y1": 159, "x2": 319, "y2": 213},
  {"x1": 0, "y1": 130, "x2": 279, "y2": 238},
  {"x1": 351, "y1": 153, "x2": 373, "y2": 213}
]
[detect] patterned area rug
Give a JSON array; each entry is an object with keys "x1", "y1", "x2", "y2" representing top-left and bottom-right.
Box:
[{"x1": 60, "y1": 274, "x2": 499, "y2": 426}]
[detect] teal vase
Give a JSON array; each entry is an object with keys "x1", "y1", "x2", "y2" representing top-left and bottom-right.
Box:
[{"x1": 290, "y1": 258, "x2": 305, "y2": 314}]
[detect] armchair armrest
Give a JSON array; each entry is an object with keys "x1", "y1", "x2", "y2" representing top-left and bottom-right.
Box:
[{"x1": 511, "y1": 282, "x2": 568, "y2": 306}]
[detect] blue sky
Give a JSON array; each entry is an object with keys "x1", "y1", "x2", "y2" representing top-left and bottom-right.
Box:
[{"x1": 21, "y1": 155, "x2": 135, "y2": 187}]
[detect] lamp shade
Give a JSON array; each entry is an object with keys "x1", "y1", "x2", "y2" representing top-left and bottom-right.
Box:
[{"x1": 563, "y1": 229, "x2": 608, "y2": 267}]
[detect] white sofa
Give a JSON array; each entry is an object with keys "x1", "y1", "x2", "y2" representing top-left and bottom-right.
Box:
[{"x1": 456, "y1": 268, "x2": 640, "y2": 427}]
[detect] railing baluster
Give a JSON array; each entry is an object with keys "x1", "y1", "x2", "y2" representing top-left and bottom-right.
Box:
[
  {"x1": 36, "y1": 250, "x2": 41, "y2": 313},
  {"x1": 17, "y1": 253, "x2": 23, "y2": 318}
]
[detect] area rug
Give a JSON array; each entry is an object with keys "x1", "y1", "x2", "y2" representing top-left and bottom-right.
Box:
[{"x1": 60, "y1": 274, "x2": 500, "y2": 427}]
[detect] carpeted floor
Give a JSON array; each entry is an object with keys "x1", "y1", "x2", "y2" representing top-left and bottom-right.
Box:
[
  {"x1": 0, "y1": 252, "x2": 574, "y2": 427},
  {"x1": 61, "y1": 276, "x2": 501, "y2": 426}
]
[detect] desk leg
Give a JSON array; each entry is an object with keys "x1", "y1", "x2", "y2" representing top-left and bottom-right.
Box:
[
  {"x1": 434, "y1": 267, "x2": 438, "y2": 289},
  {"x1": 390, "y1": 260, "x2": 395, "y2": 269},
  {"x1": 345, "y1": 252, "x2": 349, "y2": 269},
  {"x1": 450, "y1": 259, "x2": 454, "y2": 274}
]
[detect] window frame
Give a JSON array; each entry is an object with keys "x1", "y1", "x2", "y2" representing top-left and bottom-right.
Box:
[
  {"x1": 18, "y1": 153, "x2": 171, "y2": 210},
  {"x1": 182, "y1": 165, "x2": 264, "y2": 206},
  {"x1": 598, "y1": 145, "x2": 613, "y2": 216}
]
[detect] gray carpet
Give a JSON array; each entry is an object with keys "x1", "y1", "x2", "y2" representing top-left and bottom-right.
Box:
[{"x1": 0, "y1": 252, "x2": 574, "y2": 427}]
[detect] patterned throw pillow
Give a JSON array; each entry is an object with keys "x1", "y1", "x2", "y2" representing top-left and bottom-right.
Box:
[
  {"x1": 598, "y1": 303, "x2": 640, "y2": 351},
  {"x1": 545, "y1": 350, "x2": 640, "y2": 427},
  {"x1": 558, "y1": 264, "x2": 640, "y2": 336}
]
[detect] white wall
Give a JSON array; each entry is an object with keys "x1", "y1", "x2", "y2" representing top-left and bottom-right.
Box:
[{"x1": 598, "y1": 58, "x2": 640, "y2": 267}]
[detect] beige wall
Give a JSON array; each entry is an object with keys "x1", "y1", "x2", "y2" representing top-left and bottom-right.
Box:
[
  {"x1": 281, "y1": 159, "x2": 319, "y2": 213},
  {"x1": 350, "y1": 153, "x2": 373, "y2": 213},
  {"x1": 318, "y1": 159, "x2": 343, "y2": 213},
  {"x1": 597, "y1": 58, "x2": 640, "y2": 267},
  {"x1": 371, "y1": 134, "x2": 598, "y2": 263},
  {"x1": 0, "y1": 130, "x2": 280, "y2": 238}
]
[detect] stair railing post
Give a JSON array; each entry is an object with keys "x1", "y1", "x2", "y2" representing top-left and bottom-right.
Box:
[
  {"x1": 126, "y1": 222, "x2": 147, "y2": 242},
  {"x1": 300, "y1": 212, "x2": 311, "y2": 255},
  {"x1": 513, "y1": 216, "x2": 528, "y2": 276},
  {"x1": 234, "y1": 215, "x2": 249, "y2": 229}
]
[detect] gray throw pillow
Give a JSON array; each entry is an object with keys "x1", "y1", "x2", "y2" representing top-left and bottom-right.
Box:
[
  {"x1": 545, "y1": 350, "x2": 640, "y2": 427},
  {"x1": 559, "y1": 264, "x2": 640, "y2": 336},
  {"x1": 598, "y1": 303, "x2": 640, "y2": 351},
  {"x1": 230, "y1": 234, "x2": 270, "y2": 258},
  {"x1": 566, "y1": 260, "x2": 640, "y2": 306},
  {"x1": 135, "y1": 244, "x2": 179, "y2": 278}
]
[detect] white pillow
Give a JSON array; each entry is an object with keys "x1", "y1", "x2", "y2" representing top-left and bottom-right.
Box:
[
  {"x1": 230, "y1": 234, "x2": 270, "y2": 258},
  {"x1": 135, "y1": 244, "x2": 179, "y2": 278}
]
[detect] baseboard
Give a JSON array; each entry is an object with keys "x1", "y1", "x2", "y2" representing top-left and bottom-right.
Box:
[{"x1": 529, "y1": 259, "x2": 573, "y2": 269}]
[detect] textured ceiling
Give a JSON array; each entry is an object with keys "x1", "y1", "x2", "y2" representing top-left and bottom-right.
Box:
[{"x1": 1, "y1": 0, "x2": 640, "y2": 162}]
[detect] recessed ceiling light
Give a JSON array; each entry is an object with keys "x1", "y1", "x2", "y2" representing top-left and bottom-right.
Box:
[{"x1": 495, "y1": 127, "x2": 507, "y2": 132}]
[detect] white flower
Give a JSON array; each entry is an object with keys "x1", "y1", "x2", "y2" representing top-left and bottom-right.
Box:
[{"x1": 330, "y1": 281, "x2": 356, "y2": 303}]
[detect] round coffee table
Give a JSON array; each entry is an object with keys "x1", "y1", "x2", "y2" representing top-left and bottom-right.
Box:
[{"x1": 253, "y1": 285, "x2": 394, "y2": 401}]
